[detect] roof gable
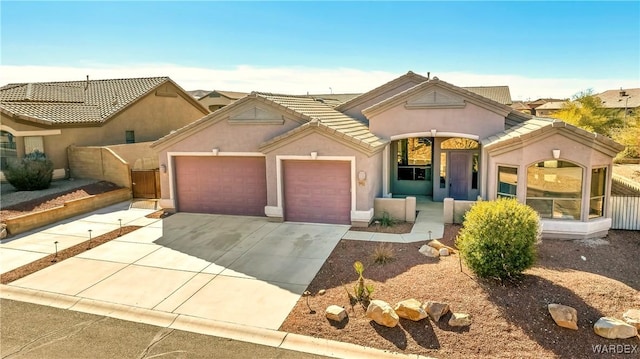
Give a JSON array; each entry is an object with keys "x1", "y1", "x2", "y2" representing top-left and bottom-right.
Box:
[
  {"x1": 0, "y1": 77, "x2": 207, "y2": 125},
  {"x1": 362, "y1": 78, "x2": 521, "y2": 119},
  {"x1": 482, "y1": 117, "x2": 624, "y2": 157},
  {"x1": 335, "y1": 71, "x2": 428, "y2": 112}
]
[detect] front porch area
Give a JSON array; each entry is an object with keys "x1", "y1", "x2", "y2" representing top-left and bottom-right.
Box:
[{"x1": 343, "y1": 196, "x2": 445, "y2": 243}]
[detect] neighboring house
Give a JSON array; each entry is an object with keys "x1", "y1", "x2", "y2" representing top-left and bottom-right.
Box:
[
  {"x1": 152, "y1": 71, "x2": 623, "y2": 239},
  {"x1": 534, "y1": 101, "x2": 569, "y2": 117},
  {"x1": 526, "y1": 98, "x2": 567, "y2": 116},
  {"x1": 198, "y1": 90, "x2": 249, "y2": 112},
  {"x1": 510, "y1": 101, "x2": 532, "y2": 115},
  {"x1": 596, "y1": 88, "x2": 640, "y2": 118},
  {"x1": 0, "y1": 77, "x2": 208, "y2": 179},
  {"x1": 187, "y1": 89, "x2": 210, "y2": 99}
]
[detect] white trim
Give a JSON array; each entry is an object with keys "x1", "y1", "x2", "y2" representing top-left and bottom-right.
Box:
[
  {"x1": 264, "y1": 206, "x2": 283, "y2": 218},
  {"x1": 166, "y1": 151, "x2": 266, "y2": 210},
  {"x1": 276, "y1": 155, "x2": 357, "y2": 221},
  {"x1": 351, "y1": 208, "x2": 374, "y2": 222},
  {"x1": 382, "y1": 143, "x2": 390, "y2": 197},
  {"x1": 0, "y1": 124, "x2": 61, "y2": 136},
  {"x1": 390, "y1": 132, "x2": 480, "y2": 141}
]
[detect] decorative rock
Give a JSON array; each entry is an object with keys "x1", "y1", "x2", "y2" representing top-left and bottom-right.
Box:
[
  {"x1": 419, "y1": 244, "x2": 440, "y2": 258},
  {"x1": 427, "y1": 239, "x2": 455, "y2": 253},
  {"x1": 594, "y1": 317, "x2": 638, "y2": 339},
  {"x1": 548, "y1": 304, "x2": 578, "y2": 330},
  {"x1": 318, "y1": 289, "x2": 326, "y2": 296},
  {"x1": 325, "y1": 305, "x2": 347, "y2": 322},
  {"x1": 366, "y1": 300, "x2": 399, "y2": 328},
  {"x1": 622, "y1": 309, "x2": 640, "y2": 329},
  {"x1": 439, "y1": 248, "x2": 450, "y2": 256},
  {"x1": 0, "y1": 223, "x2": 6, "y2": 240},
  {"x1": 449, "y1": 312, "x2": 472, "y2": 327},
  {"x1": 394, "y1": 299, "x2": 428, "y2": 321},
  {"x1": 423, "y1": 301, "x2": 450, "y2": 322}
]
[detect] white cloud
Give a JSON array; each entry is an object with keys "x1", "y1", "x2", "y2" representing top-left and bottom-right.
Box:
[{"x1": 1, "y1": 64, "x2": 637, "y2": 101}]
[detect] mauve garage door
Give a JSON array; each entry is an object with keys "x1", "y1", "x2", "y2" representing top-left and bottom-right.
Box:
[
  {"x1": 283, "y1": 160, "x2": 351, "y2": 224},
  {"x1": 174, "y1": 156, "x2": 267, "y2": 216}
]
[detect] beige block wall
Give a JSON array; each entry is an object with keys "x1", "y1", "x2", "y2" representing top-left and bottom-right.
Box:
[
  {"x1": 107, "y1": 142, "x2": 157, "y2": 170},
  {"x1": 68, "y1": 146, "x2": 131, "y2": 188}
]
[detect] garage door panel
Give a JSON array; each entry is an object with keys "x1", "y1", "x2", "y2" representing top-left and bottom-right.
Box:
[
  {"x1": 174, "y1": 156, "x2": 266, "y2": 216},
  {"x1": 283, "y1": 160, "x2": 351, "y2": 225}
]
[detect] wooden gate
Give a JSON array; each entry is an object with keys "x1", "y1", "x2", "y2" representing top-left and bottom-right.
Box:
[{"x1": 131, "y1": 169, "x2": 160, "y2": 199}]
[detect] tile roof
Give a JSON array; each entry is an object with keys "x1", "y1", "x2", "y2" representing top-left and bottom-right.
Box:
[
  {"x1": 462, "y1": 86, "x2": 512, "y2": 105},
  {"x1": 305, "y1": 93, "x2": 361, "y2": 107},
  {"x1": 510, "y1": 101, "x2": 531, "y2": 111},
  {"x1": 482, "y1": 117, "x2": 624, "y2": 152},
  {"x1": 535, "y1": 101, "x2": 569, "y2": 110},
  {"x1": 1, "y1": 77, "x2": 172, "y2": 124},
  {"x1": 255, "y1": 93, "x2": 386, "y2": 150},
  {"x1": 596, "y1": 88, "x2": 640, "y2": 109}
]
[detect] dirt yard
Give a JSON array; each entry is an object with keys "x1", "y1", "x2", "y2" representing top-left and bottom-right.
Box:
[{"x1": 281, "y1": 226, "x2": 640, "y2": 358}]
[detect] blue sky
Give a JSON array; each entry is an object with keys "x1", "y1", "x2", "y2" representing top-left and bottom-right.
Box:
[{"x1": 1, "y1": 1, "x2": 639, "y2": 100}]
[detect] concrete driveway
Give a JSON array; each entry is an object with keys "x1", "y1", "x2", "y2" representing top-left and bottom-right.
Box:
[{"x1": 5, "y1": 211, "x2": 348, "y2": 330}]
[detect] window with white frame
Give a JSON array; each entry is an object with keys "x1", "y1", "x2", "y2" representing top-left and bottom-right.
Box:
[
  {"x1": 497, "y1": 166, "x2": 518, "y2": 198},
  {"x1": 526, "y1": 160, "x2": 583, "y2": 220},
  {"x1": 589, "y1": 167, "x2": 607, "y2": 219}
]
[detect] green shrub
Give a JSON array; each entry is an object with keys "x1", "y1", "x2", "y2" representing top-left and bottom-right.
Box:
[
  {"x1": 4, "y1": 150, "x2": 54, "y2": 191},
  {"x1": 456, "y1": 198, "x2": 540, "y2": 281},
  {"x1": 375, "y1": 211, "x2": 395, "y2": 227}
]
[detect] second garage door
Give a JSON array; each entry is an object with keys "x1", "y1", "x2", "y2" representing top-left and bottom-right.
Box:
[
  {"x1": 174, "y1": 156, "x2": 267, "y2": 216},
  {"x1": 283, "y1": 160, "x2": 351, "y2": 224}
]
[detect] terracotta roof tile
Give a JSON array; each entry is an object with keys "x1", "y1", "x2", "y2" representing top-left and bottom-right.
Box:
[{"x1": 1, "y1": 77, "x2": 170, "y2": 124}]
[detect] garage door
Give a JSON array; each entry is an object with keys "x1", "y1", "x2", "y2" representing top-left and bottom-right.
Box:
[
  {"x1": 174, "y1": 156, "x2": 267, "y2": 216},
  {"x1": 283, "y1": 160, "x2": 351, "y2": 224}
]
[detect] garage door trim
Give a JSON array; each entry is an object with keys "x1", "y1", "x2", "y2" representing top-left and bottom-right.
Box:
[
  {"x1": 270, "y1": 155, "x2": 356, "y2": 221},
  {"x1": 167, "y1": 151, "x2": 265, "y2": 209}
]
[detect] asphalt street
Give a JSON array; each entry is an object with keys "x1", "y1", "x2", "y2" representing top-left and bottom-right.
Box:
[{"x1": 0, "y1": 299, "x2": 330, "y2": 359}]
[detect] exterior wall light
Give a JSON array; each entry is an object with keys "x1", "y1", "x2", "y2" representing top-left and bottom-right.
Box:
[
  {"x1": 160, "y1": 164, "x2": 167, "y2": 173},
  {"x1": 310, "y1": 151, "x2": 318, "y2": 159},
  {"x1": 552, "y1": 149, "x2": 561, "y2": 159},
  {"x1": 430, "y1": 129, "x2": 437, "y2": 137},
  {"x1": 212, "y1": 148, "x2": 219, "y2": 155}
]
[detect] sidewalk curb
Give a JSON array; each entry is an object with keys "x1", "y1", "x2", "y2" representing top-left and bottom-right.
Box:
[{"x1": 1, "y1": 284, "x2": 436, "y2": 359}]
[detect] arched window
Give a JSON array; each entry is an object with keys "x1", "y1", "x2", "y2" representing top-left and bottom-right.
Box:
[
  {"x1": 526, "y1": 160, "x2": 583, "y2": 220},
  {"x1": 440, "y1": 138, "x2": 479, "y2": 150}
]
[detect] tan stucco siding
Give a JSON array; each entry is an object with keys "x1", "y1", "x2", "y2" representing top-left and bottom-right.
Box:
[
  {"x1": 343, "y1": 82, "x2": 420, "y2": 122},
  {"x1": 368, "y1": 102, "x2": 506, "y2": 140},
  {"x1": 1, "y1": 84, "x2": 205, "y2": 172},
  {"x1": 264, "y1": 132, "x2": 383, "y2": 212}
]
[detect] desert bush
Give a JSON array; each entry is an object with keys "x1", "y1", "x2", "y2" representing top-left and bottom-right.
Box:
[
  {"x1": 375, "y1": 211, "x2": 395, "y2": 227},
  {"x1": 4, "y1": 150, "x2": 54, "y2": 191},
  {"x1": 345, "y1": 261, "x2": 374, "y2": 307},
  {"x1": 456, "y1": 198, "x2": 540, "y2": 281},
  {"x1": 372, "y1": 243, "x2": 395, "y2": 265}
]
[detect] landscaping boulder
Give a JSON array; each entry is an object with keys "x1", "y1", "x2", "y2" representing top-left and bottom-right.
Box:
[
  {"x1": 394, "y1": 299, "x2": 428, "y2": 321},
  {"x1": 622, "y1": 309, "x2": 640, "y2": 329},
  {"x1": 423, "y1": 301, "x2": 450, "y2": 322},
  {"x1": 548, "y1": 304, "x2": 578, "y2": 330},
  {"x1": 419, "y1": 244, "x2": 439, "y2": 258},
  {"x1": 325, "y1": 305, "x2": 347, "y2": 322},
  {"x1": 439, "y1": 248, "x2": 450, "y2": 256},
  {"x1": 449, "y1": 312, "x2": 472, "y2": 327},
  {"x1": 366, "y1": 300, "x2": 399, "y2": 328},
  {"x1": 594, "y1": 317, "x2": 638, "y2": 339},
  {"x1": 426, "y1": 239, "x2": 455, "y2": 253},
  {"x1": 0, "y1": 223, "x2": 7, "y2": 239}
]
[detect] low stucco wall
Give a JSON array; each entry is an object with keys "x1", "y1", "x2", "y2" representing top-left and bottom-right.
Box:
[
  {"x1": 443, "y1": 198, "x2": 476, "y2": 224},
  {"x1": 68, "y1": 145, "x2": 131, "y2": 188},
  {"x1": 4, "y1": 188, "x2": 132, "y2": 236},
  {"x1": 107, "y1": 142, "x2": 158, "y2": 170},
  {"x1": 374, "y1": 197, "x2": 416, "y2": 223}
]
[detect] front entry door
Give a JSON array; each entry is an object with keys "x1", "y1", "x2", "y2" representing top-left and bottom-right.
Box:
[{"x1": 449, "y1": 152, "x2": 470, "y2": 200}]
